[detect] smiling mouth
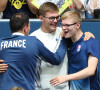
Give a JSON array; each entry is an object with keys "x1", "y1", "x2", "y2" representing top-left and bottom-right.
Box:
[
  {"x1": 50, "y1": 24, "x2": 57, "y2": 28},
  {"x1": 64, "y1": 31, "x2": 69, "y2": 34},
  {"x1": 51, "y1": 23, "x2": 57, "y2": 26}
]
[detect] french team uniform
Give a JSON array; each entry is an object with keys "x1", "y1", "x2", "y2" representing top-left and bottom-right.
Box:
[
  {"x1": 67, "y1": 34, "x2": 99, "y2": 90},
  {"x1": 0, "y1": 33, "x2": 67, "y2": 90}
]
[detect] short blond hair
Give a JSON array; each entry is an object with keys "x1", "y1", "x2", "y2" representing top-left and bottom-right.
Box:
[
  {"x1": 10, "y1": 87, "x2": 24, "y2": 90},
  {"x1": 61, "y1": 11, "x2": 82, "y2": 23},
  {"x1": 39, "y1": 2, "x2": 59, "y2": 16}
]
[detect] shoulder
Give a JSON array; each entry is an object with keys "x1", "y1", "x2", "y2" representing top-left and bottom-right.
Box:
[
  {"x1": 24, "y1": 36, "x2": 37, "y2": 41},
  {"x1": 55, "y1": 27, "x2": 62, "y2": 35},
  {"x1": 30, "y1": 29, "x2": 40, "y2": 36},
  {"x1": 85, "y1": 38, "x2": 98, "y2": 45},
  {"x1": 27, "y1": 36, "x2": 43, "y2": 43},
  {"x1": 85, "y1": 38, "x2": 99, "y2": 58},
  {"x1": 85, "y1": 38, "x2": 99, "y2": 49}
]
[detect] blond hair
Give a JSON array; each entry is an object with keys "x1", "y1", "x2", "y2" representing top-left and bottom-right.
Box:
[
  {"x1": 10, "y1": 87, "x2": 24, "y2": 90},
  {"x1": 39, "y1": 2, "x2": 59, "y2": 16},
  {"x1": 61, "y1": 11, "x2": 82, "y2": 23}
]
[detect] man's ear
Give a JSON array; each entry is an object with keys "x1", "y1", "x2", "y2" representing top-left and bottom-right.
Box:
[
  {"x1": 39, "y1": 15, "x2": 44, "y2": 22},
  {"x1": 76, "y1": 22, "x2": 81, "y2": 29},
  {"x1": 23, "y1": 25, "x2": 28, "y2": 33}
]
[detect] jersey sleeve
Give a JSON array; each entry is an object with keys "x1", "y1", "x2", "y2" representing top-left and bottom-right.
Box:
[
  {"x1": 37, "y1": 38, "x2": 67, "y2": 65},
  {"x1": 86, "y1": 38, "x2": 99, "y2": 59}
]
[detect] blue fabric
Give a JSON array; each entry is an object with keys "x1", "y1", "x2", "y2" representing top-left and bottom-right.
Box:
[
  {"x1": 0, "y1": 35, "x2": 67, "y2": 90},
  {"x1": 85, "y1": 10, "x2": 93, "y2": 19},
  {"x1": 67, "y1": 34, "x2": 100, "y2": 90}
]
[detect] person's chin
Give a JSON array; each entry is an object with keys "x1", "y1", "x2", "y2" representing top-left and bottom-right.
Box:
[
  {"x1": 64, "y1": 34, "x2": 70, "y2": 39},
  {"x1": 51, "y1": 27, "x2": 56, "y2": 31},
  {"x1": 51, "y1": 25, "x2": 57, "y2": 29}
]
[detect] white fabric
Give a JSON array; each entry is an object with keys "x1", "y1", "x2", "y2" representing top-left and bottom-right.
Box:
[
  {"x1": 30, "y1": 27, "x2": 69, "y2": 90},
  {"x1": 85, "y1": 0, "x2": 100, "y2": 15},
  {"x1": 12, "y1": 32, "x2": 25, "y2": 36}
]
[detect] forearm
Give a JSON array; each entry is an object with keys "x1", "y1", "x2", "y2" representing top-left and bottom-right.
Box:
[
  {"x1": 66, "y1": 67, "x2": 95, "y2": 81},
  {"x1": 0, "y1": 60, "x2": 8, "y2": 73},
  {"x1": 26, "y1": 0, "x2": 38, "y2": 14},
  {"x1": 0, "y1": 0, "x2": 8, "y2": 11},
  {"x1": 40, "y1": 38, "x2": 67, "y2": 65},
  {"x1": 93, "y1": 0, "x2": 97, "y2": 8},
  {"x1": 66, "y1": 56, "x2": 98, "y2": 81},
  {"x1": 73, "y1": 0, "x2": 84, "y2": 10}
]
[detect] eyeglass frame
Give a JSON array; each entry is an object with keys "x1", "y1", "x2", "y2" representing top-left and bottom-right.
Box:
[
  {"x1": 43, "y1": 15, "x2": 60, "y2": 21},
  {"x1": 60, "y1": 22, "x2": 78, "y2": 28}
]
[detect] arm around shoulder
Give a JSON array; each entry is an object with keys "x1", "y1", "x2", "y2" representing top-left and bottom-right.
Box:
[{"x1": 39, "y1": 38, "x2": 67, "y2": 65}]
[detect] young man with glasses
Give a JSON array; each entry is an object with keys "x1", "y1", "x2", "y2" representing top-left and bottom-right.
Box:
[
  {"x1": 50, "y1": 11, "x2": 100, "y2": 90},
  {"x1": 0, "y1": 2, "x2": 94, "y2": 90},
  {"x1": 30, "y1": 2, "x2": 69, "y2": 90}
]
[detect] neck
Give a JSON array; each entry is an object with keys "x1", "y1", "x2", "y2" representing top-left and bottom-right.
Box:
[
  {"x1": 71, "y1": 29, "x2": 83, "y2": 42},
  {"x1": 41, "y1": 24, "x2": 55, "y2": 33},
  {"x1": 41, "y1": 26, "x2": 49, "y2": 33},
  {"x1": 18, "y1": 31, "x2": 26, "y2": 35}
]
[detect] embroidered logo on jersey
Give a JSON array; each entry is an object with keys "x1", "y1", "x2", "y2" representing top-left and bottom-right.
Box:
[
  {"x1": 9, "y1": 0, "x2": 26, "y2": 9},
  {"x1": 56, "y1": 38, "x2": 58, "y2": 41},
  {"x1": 77, "y1": 45, "x2": 81, "y2": 52}
]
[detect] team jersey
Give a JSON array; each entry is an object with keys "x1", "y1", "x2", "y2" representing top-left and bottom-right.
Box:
[
  {"x1": 30, "y1": 27, "x2": 69, "y2": 90},
  {"x1": 0, "y1": 33, "x2": 67, "y2": 90},
  {"x1": 67, "y1": 34, "x2": 99, "y2": 90}
]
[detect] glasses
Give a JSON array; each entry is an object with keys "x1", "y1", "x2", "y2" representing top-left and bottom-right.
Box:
[
  {"x1": 43, "y1": 16, "x2": 60, "y2": 21},
  {"x1": 61, "y1": 22, "x2": 77, "y2": 28}
]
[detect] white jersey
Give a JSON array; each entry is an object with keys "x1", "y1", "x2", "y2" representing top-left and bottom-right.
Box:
[{"x1": 30, "y1": 27, "x2": 69, "y2": 90}]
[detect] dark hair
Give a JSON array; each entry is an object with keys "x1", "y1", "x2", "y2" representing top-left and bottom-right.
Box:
[{"x1": 10, "y1": 12, "x2": 29, "y2": 33}]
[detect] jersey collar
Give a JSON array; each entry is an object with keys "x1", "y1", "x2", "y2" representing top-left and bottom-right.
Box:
[{"x1": 12, "y1": 32, "x2": 24, "y2": 36}]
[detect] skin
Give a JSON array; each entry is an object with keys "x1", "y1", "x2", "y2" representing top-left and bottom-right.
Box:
[
  {"x1": 39, "y1": 11, "x2": 59, "y2": 33},
  {"x1": 26, "y1": 0, "x2": 38, "y2": 14},
  {"x1": 73, "y1": 0, "x2": 84, "y2": 10},
  {"x1": 93, "y1": 0, "x2": 97, "y2": 8},
  {"x1": 0, "y1": 0, "x2": 8, "y2": 11},
  {"x1": 61, "y1": 18, "x2": 83, "y2": 42}
]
